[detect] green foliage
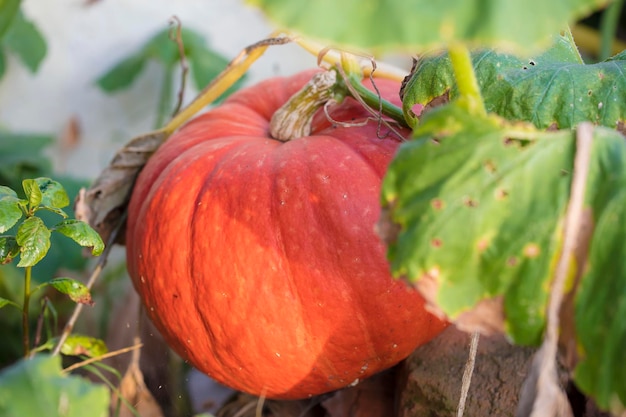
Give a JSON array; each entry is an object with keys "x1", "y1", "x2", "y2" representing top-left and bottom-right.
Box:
[
  {"x1": 402, "y1": 32, "x2": 626, "y2": 130},
  {"x1": 35, "y1": 334, "x2": 108, "y2": 358},
  {"x1": 0, "y1": 1, "x2": 46, "y2": 80},
  {"x1": 0, "y1": 0, "x2": 20, "y2": 40},
  {"x1": 15, "y1": 216, "x2": 50, "y2": 267},
  {"x1": 0, "y1": 178, "x2": 103, "y2": 267},
  {"x1": 249, "y1": 0, "x2": 605, "y2": 54},
  {"x1": 96, "y1": 25, "x2": 244, "y2": 116},
  {"x1": 0, "y1": 354, "x2": 109, "y2": 417},
  {"x1": 381, "y1": 105, "x2": 573, "y2": 344},
  {"x1": 382, "y1": 100, "x2": 626, "y2": 408},
  {"x1": 47, "y1": 277, "x2": 94, "y2": 306}
]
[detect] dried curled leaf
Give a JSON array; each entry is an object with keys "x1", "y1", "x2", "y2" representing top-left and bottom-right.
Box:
[{"x1": 75, "y1": 130, "x2": 168, "y2": 243}]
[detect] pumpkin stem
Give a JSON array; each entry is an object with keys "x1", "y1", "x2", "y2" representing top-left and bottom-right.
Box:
[{"x1": 269, "y1": 70, "x2": 338, "y2": 141}]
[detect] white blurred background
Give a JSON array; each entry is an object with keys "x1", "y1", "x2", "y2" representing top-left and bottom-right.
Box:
[{"x1": 0, "y1": 0, "x2": 314, "y2": 179}]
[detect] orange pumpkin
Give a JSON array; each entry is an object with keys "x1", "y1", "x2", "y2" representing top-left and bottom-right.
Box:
[{"x1": 126, "y1": 69, "x2": 446, "y2": 399}]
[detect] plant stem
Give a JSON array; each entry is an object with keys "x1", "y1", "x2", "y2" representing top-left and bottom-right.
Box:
[
  {"x1": 448, "y1": 42, "x2": 486, "y2": 117},
  {"x1": 347, "y1": 75, "x2": 406, "y2": 126},
  {"x1": 600, "y1": 0, "x2": 624, "y2": 60},
  {"x1": 22, "y1": 266, "x2": 32, "y2": 357}
]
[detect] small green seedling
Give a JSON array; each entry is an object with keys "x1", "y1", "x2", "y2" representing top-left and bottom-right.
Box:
[{"x1": 0, "y1": 177, "x2": 104, "y2": 356}]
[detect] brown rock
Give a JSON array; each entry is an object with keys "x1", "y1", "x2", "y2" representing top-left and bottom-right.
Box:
[{"x1": 397, "y1": 326, "x2": 536, "y2": 417}]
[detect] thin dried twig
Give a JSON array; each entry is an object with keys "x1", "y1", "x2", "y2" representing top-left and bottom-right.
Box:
[
  {"x1": 457, "y1": 331, "x2": 480, "y2": 417},
  {"x1": 517, "y1": 122, "x2": 594, "y2": 417},
  {"x1": 168, "y1": 16, "x2": 189, "y2": 117}
]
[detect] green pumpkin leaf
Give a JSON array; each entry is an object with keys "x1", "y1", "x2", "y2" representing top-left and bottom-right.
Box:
[
  {"x1": 381, "y1": 105, "x2": 574, "y2": 345},
  {"x1": 0, "y1": 236, "x2": 20, "y2": 263},
  {"x1": 382, "y1": 103, "x2": 626, "y2": 406},
  {"x1": 402, "y1": 33, "x2": 626, "y2": 130},
  {"x1": 16, "y1": 216, "x2": 50, "y2": 267},
  {"x1": 53, "y1": 219, "x2": 104, "y2": 256},
  {"x1": 0, "y1": 0, "x2": 20, "y2": 40},
  {"x1": 48, "y1": 277, "x2": 93, "y2": 305},
  {"x1": 3, "y1": 10, "x2": 46, "y2": 73},
  {"x1": 0, "y1": 354, "x2": 109, "y2": 417},
  {"x1": 248, "y1": 0, "x2": 605, "y2": 54},
  {"x1": 96, "y1": 52, "x2": 146, "y2": 92},
  {"x1": 0, "y1": 187, "x2": 23, "y2": 233},
  {"x1": 571, "y1": 128, "x2": 626, "y2": 411}
]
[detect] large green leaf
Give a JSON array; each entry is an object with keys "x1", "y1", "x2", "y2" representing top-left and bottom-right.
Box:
[
  {"x1": 0, "y1": 354, "x2": 109, "y2": 417},
  {"x1": 572, "y1": 128, "x2": 626, "y2": 411},
  {"x1": 402, "y1": 33, "x2": 626, "y2": 129},
  {"x1": 381, "y1": 105, "x2": 573, "y2": 344},
  {"x1": 381, "y1": 104, "x2": 626, "y2": 409},
  {"x1": 248, "y1": 0, "x2": 606, "y2": 53}
]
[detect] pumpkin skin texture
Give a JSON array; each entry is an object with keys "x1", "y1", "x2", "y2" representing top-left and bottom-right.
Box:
[{"x1": 126, "y1": 69, "x2": 447, "y2": 400}]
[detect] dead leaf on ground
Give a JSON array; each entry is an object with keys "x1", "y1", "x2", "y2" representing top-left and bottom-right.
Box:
[{"x1": 111, "y1": 360, "x2": 164, "y2": 417}]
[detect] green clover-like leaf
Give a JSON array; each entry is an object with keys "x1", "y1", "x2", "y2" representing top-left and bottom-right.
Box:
[
  {"x1": 35, "y1": 177, "x2": 70, "y2": 210},
  {"x1": 16, "y1": 216, "x2": 51, "y2": 267},
  {"x1": 57, "y1": 335, "x2": 108, "y2": 358},
  {"x1": 0, "y1": 236, "x2": 19, "y2": 264},
  {"x1": 21, "y1": 178, "x2": 42, "y2": 210},
  {"x1": 48, "y1": 277, "x2": 93, "y2": 306},
  {"x1": 53, "y1": 219, "x2": 104, "y2": 256},
  {"x1": 0, "y1": 186, "x2": 23, "y2": 233}
]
